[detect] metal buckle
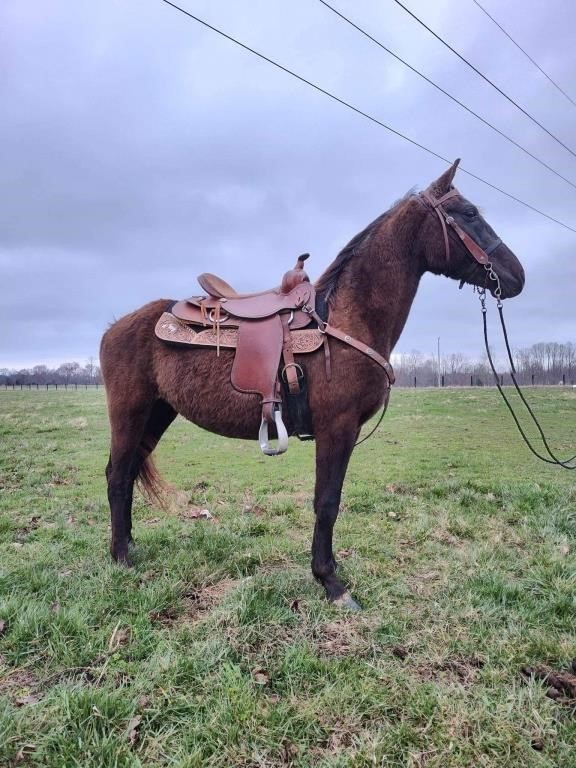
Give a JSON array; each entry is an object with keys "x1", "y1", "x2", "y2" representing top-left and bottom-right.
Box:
[
  {"x1": 281, "y1": 363, "x2": 304, "y2": 383},
  {"x1": 208, "y1": 309, "x2": 229, "y2": 323}
]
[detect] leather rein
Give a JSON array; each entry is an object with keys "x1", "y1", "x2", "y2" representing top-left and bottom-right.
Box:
[{"x1": 421, "y1": 187, "x2": 575, "y2": 470}]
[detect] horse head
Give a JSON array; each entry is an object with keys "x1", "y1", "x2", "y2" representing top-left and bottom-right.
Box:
[{"x1": 421, "y1": 160, "x2": 525, "y2": 299}]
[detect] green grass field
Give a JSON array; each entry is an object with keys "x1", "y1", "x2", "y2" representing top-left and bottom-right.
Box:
[{"x1": 0, "y1": 387, "x2": 575, "y2": 767}]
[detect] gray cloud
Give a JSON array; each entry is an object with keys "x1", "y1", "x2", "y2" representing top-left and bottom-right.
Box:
[{"x1": 1, "y1": 0, "x2": 575, "y2": 368}]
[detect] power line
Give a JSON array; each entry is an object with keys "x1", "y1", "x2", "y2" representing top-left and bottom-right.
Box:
[
  {"x1": 316, "y1": 0, "x2": 576, "y2": 192},
  {"x1": 391, "y1": 0, "x2": 576, "y2": 160},
  {"x1": 158, "y1": 0, "x2": 576, "y2": 234},
  {"x1": 471, "y1": 0, "x2": 576, "y2": 109}
]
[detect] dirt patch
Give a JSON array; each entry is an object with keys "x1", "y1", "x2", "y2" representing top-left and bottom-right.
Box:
[
  {"x1": 48, "y1": 473, "x2": 72, "y2": 486},
  {"x1": 149, "y1": 579, "x2": 241, "y2": 628},
  {"x1": 391, "y1": 645, "x2": 410, "y2": 660},
  {"x1": 0, "y1": 655, "x2": 41, "y2": 705},
  {"x1": 179, "y1": 507, "x2": 217, "y2": 523},
  {"x1": 149, "y1": 606, "x2": 180, "y2": 626},
  {"x1": 407, "y1": 570, "x2": 444, "y2": 597},
  {"x1": 241, "y1": 490, "x2": 267, "y2": 517},
  {"x1": 325, "y1": 726, "x2": 355, "y2": 752},
  {"x1": 385, "y1": 483, "x2": 415, "y2": 495},
  {"x1": 522, "y1": 663, "x2": 576, "y2": 705},
  {"x1": 180, "y1": 578, "x2": 241, "y2": 625},
  {"x1": 315, "y1": 618, "x2": 372, "y2": 657},
  {"x1": 432, "y1": 529, "x2": 463, "y2": 548},
  {"x1": 336, "y1": 548, "x2": 355, "y2": 560},
  {"x1": 415, "y1": 655, "x2": 485, "y2": 687},
  {"x1": 308, "y1": 715, "x2": 362, "y2": 763},
  {"x1": 243, "y1": 503, "x2": 267, "y2": 517}
]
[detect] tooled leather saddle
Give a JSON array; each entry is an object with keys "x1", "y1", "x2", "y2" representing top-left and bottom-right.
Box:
[{"x1": 155, "y1": 254, "x2": 394, "y2": 456}]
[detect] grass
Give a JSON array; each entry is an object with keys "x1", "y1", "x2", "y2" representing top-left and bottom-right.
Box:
[{"x1": 0, "y1": 387, "x2": 575, "y2": 767}]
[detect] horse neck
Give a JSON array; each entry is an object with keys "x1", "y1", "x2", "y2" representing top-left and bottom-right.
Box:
[{"x1": 328, "y1": 198, "x2": 428, "y2": 358}]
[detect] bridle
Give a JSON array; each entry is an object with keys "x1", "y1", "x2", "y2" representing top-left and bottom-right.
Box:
[
  {"x1": 356, "y1": 184, "x2": 574, "y2": 467},
  {"x1": 421, "y1": 187, "x2": 576, "y2": 470},
  {"x1": 420, "y1": 188, "x2": 503, "y2": 296}
]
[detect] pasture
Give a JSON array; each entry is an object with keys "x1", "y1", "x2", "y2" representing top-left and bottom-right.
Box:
[{"x1": 0, "y1": 387, "x2": 575, "y2": 767}]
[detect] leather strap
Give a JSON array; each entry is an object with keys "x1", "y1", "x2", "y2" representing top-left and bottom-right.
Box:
[
  {"x1": 421, "y1": 189, "x2": 458, "y2": 261},
  {"x1": 281, "y1": 313, "x2": 301, "y2": 395},
  {"x1": 323, "y1": 324, "x2": 395, "y2": 385},
  {"x1": 420, "y1": 188, "x2": 499, "y2": 266},
  {"x1": 302, "y1": 305, "x2": 394, "y2": 385},
  {"x1": 450, "y1": 224, "x2": 490, "y2": 264}
]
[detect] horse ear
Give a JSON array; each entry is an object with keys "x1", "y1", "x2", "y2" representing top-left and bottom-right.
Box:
[{"x1": 425, "y1": 159, "x2": 461, "y2": 197}]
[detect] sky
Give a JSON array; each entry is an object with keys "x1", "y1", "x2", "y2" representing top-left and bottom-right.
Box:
[{"x1": 1, "y1": 0, "x2": 575, "y2": 370}]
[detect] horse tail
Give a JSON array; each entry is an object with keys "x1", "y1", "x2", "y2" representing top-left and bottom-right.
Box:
[
  {"x1": 136, "y1": 445, "x2": 169, "y2": 508},
  {"x1": 133, "y1": 398, "x2": 178, "y2": 508}
]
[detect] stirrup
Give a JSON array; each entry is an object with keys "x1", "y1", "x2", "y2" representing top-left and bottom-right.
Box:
[{"x1": 258, "y1": 406, "x2": 289, "y2": 456}]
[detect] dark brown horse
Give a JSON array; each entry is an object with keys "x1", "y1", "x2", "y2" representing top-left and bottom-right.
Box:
[{"x1": 100, "y1": 161, "x2": 525, "y2": 609}]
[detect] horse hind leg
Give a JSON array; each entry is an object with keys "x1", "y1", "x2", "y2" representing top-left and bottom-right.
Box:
[{"x1": 106, "y1": 399, "x2": 176, "y2": 564}]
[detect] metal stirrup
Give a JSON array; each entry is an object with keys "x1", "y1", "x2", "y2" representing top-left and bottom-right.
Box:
[{"x1": 258, "y1": 406, "x2": 289, "y2": 456}]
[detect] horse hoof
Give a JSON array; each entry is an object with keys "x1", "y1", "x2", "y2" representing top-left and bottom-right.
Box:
[
  {"x1": 332, "y1": 591, "x2": 362, "y2": 611},
  {"x1": 112, "y1": 551, "x2": 133, "y2": 567}
]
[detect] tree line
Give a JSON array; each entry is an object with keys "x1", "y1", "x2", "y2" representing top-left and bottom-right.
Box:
[
  {"x1": 1, "y1": 341, "x2": 574, "y2": 388},
  {"x1": 393, "y1": 341, "x2": 576, "y2": 387},
  {"x1": 0, "y1": 359, "x2": 103, "y2": 386}
]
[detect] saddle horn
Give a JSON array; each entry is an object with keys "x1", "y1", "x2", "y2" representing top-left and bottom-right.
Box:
[{"x1": 281, "y1": 253, "x2": 311, "y2": 294}]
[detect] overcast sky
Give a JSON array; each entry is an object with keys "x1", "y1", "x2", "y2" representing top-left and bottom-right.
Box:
[{"x1": 1, "y1": 0, "x2": 575, "y2": 369}]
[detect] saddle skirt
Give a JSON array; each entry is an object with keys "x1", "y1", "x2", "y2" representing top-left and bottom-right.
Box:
[{"x1": 155, "y1": 312, "x2": 325, "y2": 353}]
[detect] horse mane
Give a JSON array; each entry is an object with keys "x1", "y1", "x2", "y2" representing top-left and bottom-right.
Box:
[{"x1": 315, "y1": 190, "x2": 414, "y2": 304}]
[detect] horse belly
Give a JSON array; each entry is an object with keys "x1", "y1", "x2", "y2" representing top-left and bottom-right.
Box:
[{"x1": 154, "y1": 345, "x2": 263, "y2": 440}]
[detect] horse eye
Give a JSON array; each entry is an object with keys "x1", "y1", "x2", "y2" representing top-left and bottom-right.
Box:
[{"x1": 463, "y1": 209, "x2": 477, "y2": 219}]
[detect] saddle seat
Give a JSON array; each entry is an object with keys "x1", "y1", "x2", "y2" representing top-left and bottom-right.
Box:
[
  {"x1": 197, "y1": 252, "x2": 311, "y2": 300},
  {"x1": 197, "y1": 273, "x2": 279, "y2": 300}
]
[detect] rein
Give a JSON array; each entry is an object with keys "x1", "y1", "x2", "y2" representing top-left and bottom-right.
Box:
[
  {"x1": 423, "y1": 187, "x2": 575, "y2": 470},
  {"x1": 480, "y1": 292, "x2": 576, "y2": 470}
]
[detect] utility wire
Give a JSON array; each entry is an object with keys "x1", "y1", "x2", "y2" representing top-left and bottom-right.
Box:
[
  {"x1": 159, "y1": 0, "x2": 576, "y2": 234},
  {"x1": 391, "y1": 0, "x2": 576, "y2": 160},
  {"x1": 471, "y1": 0, "x2": 576, "y2": 109},
  {"x1": 316, "y1": 0, "x2": 576, "y2": 191}
]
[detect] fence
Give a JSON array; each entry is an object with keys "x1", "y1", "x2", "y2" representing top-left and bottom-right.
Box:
[
  {"x1": 403, "y1": 374, "x2": 574, "y2": 388},
  {"x1": 1, "y1": 383, "x2": 101, "y2": 391},
  {"x1": 2, "y1": 380, "x2": 574, "y2": 392}
]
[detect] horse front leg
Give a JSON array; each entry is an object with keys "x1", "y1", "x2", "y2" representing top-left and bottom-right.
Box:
[{"x1": 312, "y1": 419, "x2": 361, "y2": 610}]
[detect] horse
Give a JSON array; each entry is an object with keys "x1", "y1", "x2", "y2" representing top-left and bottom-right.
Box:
[{"x1": 100, "y1": 160, "x2": 525, "y2": 610}]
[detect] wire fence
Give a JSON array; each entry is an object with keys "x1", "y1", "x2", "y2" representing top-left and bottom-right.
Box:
[
  {"x1": 1, "y1": 383, "x2": 102, "y2": 391},
  {"x1": 409, "y1": 374, "x2": 575, "y2": 388},
  {"x1": 1, "y1": 379, "x2": 574, "y2": 392}
]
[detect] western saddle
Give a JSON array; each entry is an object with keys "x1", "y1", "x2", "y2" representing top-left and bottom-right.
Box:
[{"x1": 155, "y1": 254, "x2": 394, "y2": 456}]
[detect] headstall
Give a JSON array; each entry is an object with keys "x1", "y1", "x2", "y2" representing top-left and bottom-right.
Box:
[{"x1": 420, "y1": 189, "x2": 502, "y2": 287}]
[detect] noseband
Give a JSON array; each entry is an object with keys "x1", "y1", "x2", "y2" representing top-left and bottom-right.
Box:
[{"x1": 420, "y1": 188, "x2": 502, "y2": 269}]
